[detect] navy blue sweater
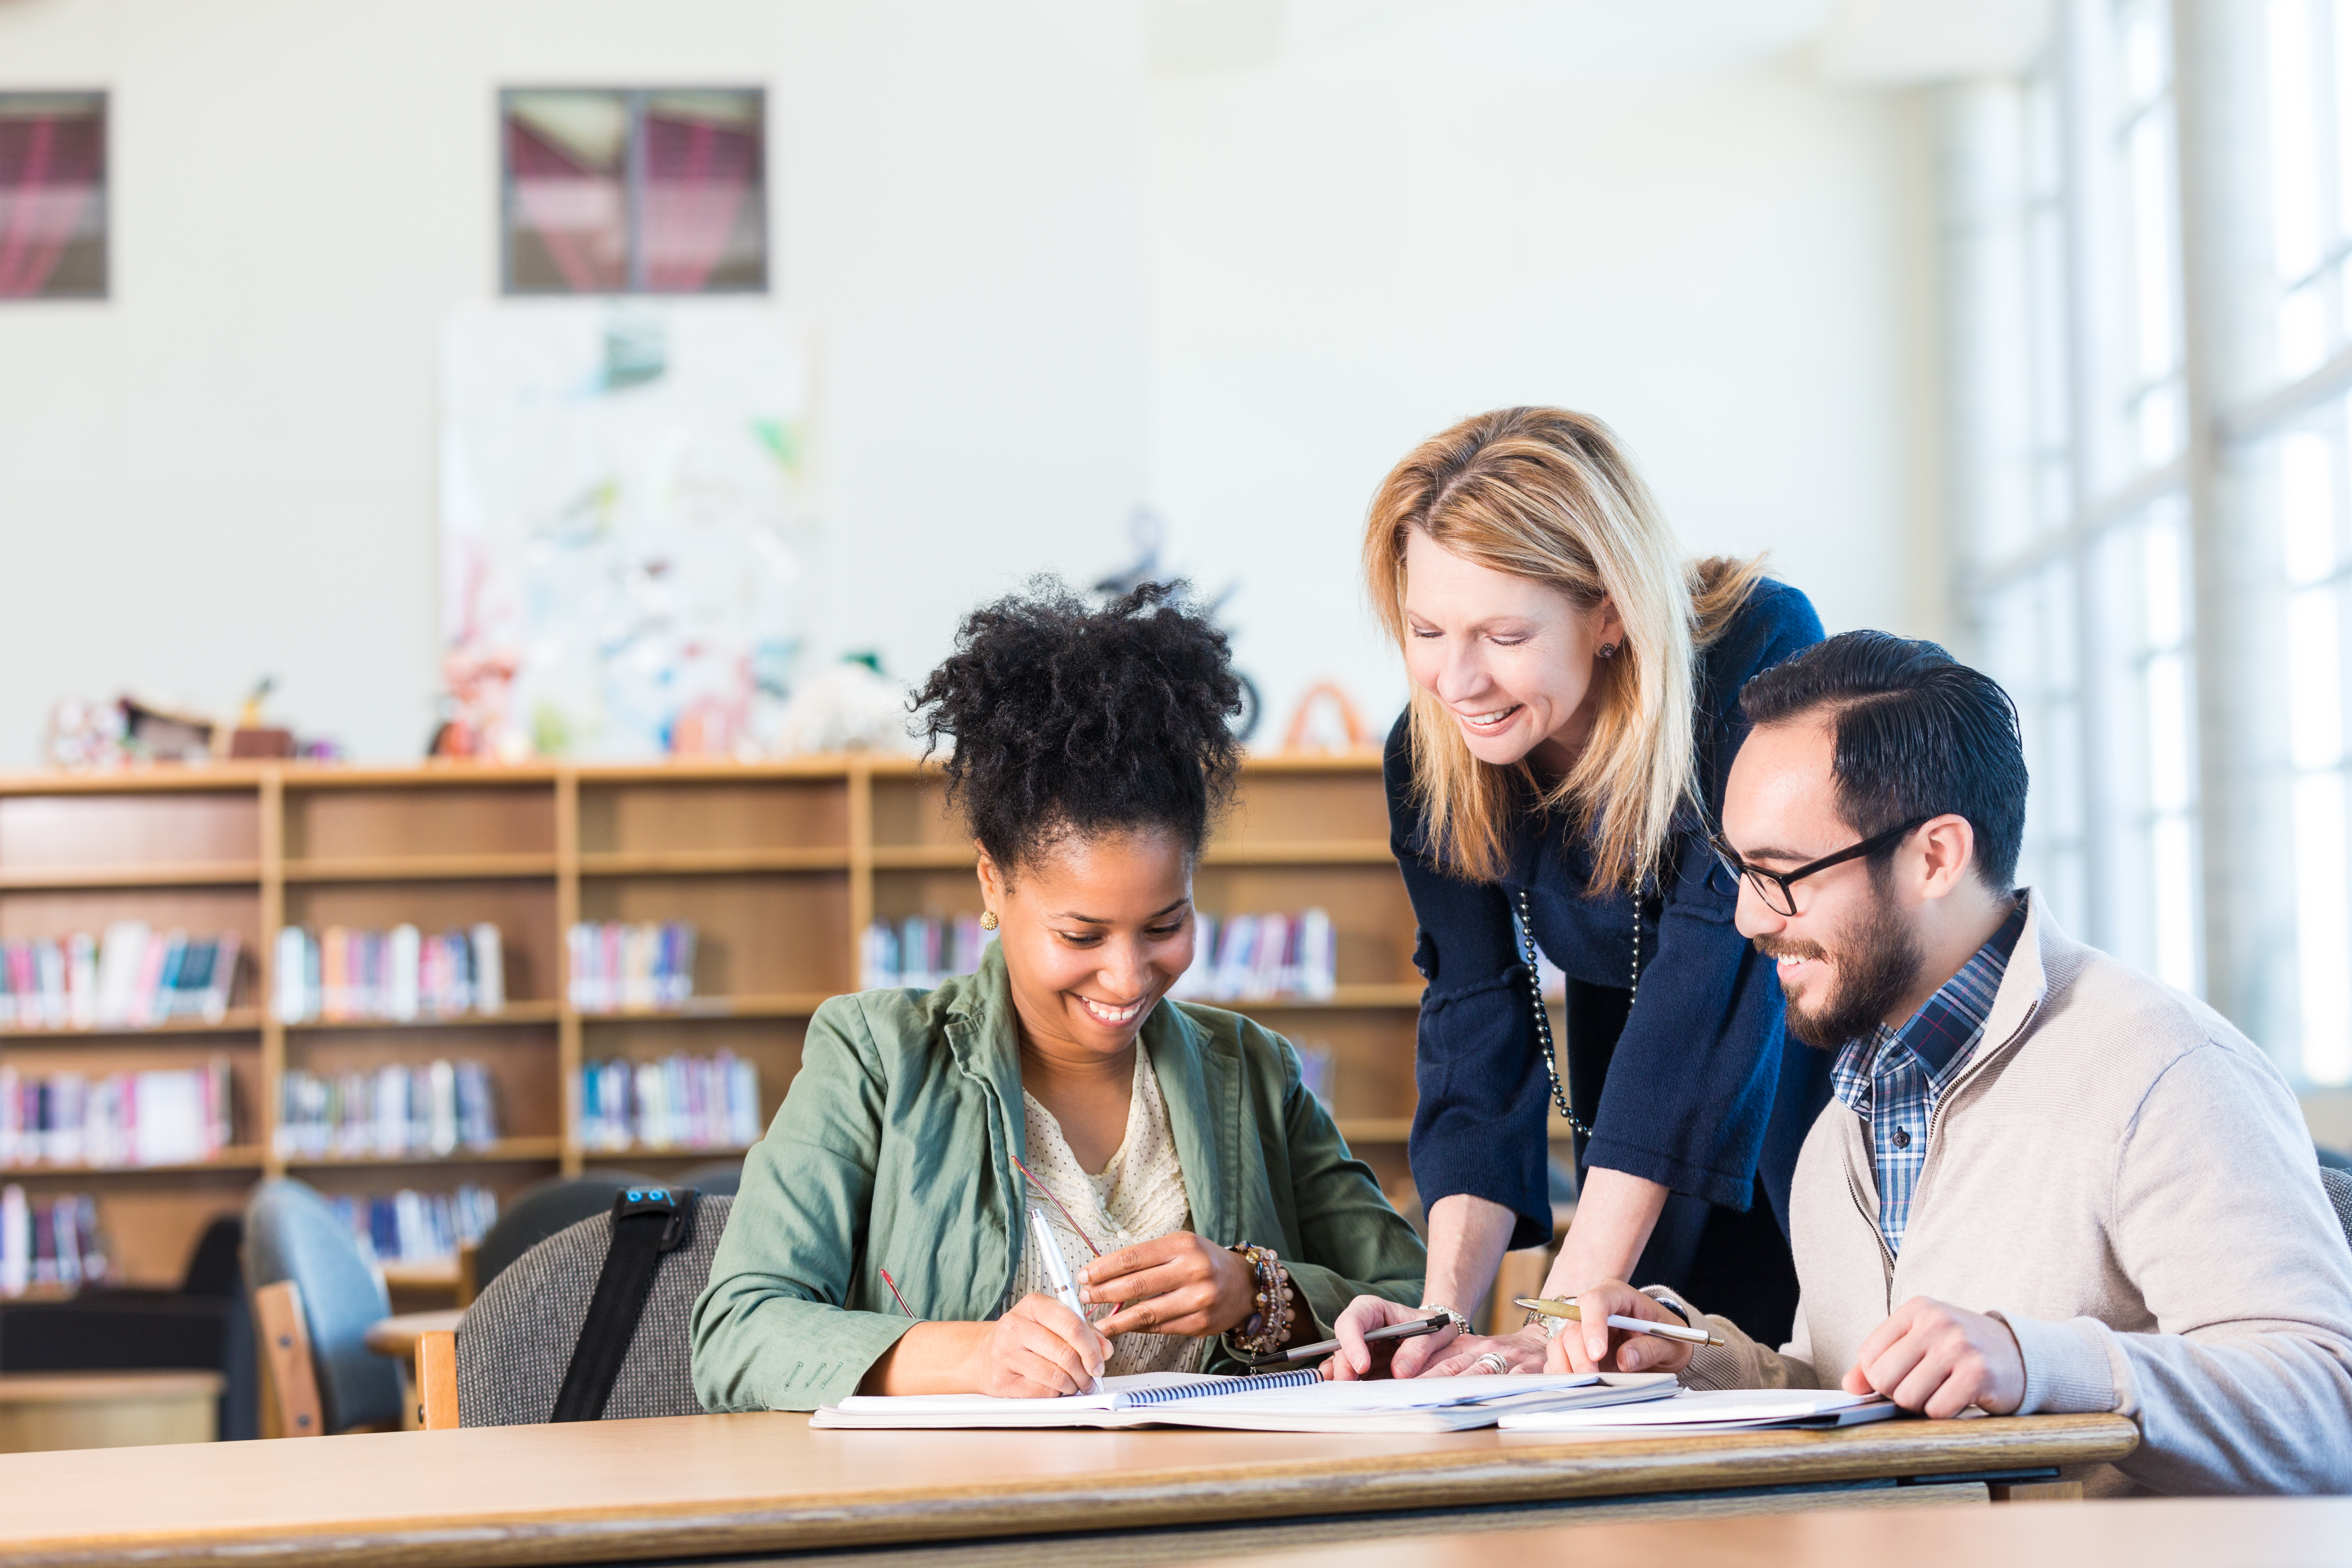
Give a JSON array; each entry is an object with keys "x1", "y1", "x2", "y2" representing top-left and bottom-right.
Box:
[{"x1": 1391, "y1": 578, "x2": 1831, "y2": 1252}]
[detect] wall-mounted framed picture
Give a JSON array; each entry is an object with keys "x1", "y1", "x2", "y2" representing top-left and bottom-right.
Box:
[
  {"x1": 501, "y1": 88, "x2": 766, "y2": 295},
  {"x1": 0, "y1": 91, "x2": 106, "y2": 300}
]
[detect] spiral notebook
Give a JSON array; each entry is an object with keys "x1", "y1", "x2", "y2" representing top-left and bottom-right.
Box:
[{"x1": 811, "y1": 1370, "x2": 1679, "y2": 1432}]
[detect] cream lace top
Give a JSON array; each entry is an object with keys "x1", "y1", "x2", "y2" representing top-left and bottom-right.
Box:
[{"x1": 1017, "y1": 1048, "x2": 1209, "y2": 1376}]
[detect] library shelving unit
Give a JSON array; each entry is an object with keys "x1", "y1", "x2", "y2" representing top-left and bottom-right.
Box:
[{"x1": 0, "y1": 751, "x2": 1441, "y2": 1288}]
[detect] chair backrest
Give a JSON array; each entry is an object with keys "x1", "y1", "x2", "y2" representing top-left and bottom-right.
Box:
[
  {"x1": 671, "y1": 1158, "x2": 743, "y2": 1196},
  {"x1": 241, "y1": 1178, "x2": 401, "y2": 1434},
  {"x1": 455, "y1": 1193, "x2": 731, "y2": 1426},
  {"x1": 2321, "y1": 1165, "x2": 2352, "y2": 1252},
  {"x1": 472, "y1": 1173, "x2": 653, "y2": 1294}
]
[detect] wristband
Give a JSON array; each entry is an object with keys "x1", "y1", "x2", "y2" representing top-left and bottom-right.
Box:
[{"x1": 1419, "y1": 1304, "x2": 1472, "y2": 1337}]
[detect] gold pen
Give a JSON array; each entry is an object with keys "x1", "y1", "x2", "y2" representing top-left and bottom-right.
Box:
[{"x1": 1516, "y1": 1296, "x2": 1726, "y2": 1348}]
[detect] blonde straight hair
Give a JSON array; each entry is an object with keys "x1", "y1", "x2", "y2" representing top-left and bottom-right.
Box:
[{"x1": 1363, "y1": 407, "x2": 1762, "y2": 890}]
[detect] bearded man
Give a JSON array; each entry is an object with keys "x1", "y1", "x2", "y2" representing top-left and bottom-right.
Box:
[{"x1": 1555, "y1": 631, "x2": 2352, "y2": 1496}]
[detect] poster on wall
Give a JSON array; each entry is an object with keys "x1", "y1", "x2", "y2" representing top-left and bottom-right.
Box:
[{"x1": 439, "y1": 300, "x2": 815, "y2": 759}]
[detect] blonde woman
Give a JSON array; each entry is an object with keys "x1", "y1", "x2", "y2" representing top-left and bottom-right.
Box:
[{"x1": 1330, "y1": 408, "x2": 1828, "y2": 1379}]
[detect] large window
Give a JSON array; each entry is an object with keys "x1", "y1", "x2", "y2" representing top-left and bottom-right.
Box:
[
  {"x1": 2264, "y1": 0, "x2": 2352, "y2": 1084},
  {"x1": 0, "y1": 92, "x2": 105, "y2": 300},
  {"x1": 1950, "y1": 0, "x2": 2352, "y2": 1082},
  {"x1": 501, "y1": 89, "x2": 767, "y2": 296},
  {"x1": 1956, "y1": 3, "x2": 2201, "y2": 996}
]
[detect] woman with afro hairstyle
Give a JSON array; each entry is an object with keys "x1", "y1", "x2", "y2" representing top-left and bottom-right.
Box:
[{"x1": 691, "y1": 582, "x2": 1426, "y2": 1410}]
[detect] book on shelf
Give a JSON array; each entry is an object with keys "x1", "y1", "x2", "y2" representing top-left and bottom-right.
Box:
[
  {"x1": 326, "y1": 1183, "x2": 499, "y2": 1265},
  {"x1": 1, "y1": 927, "x2": 241, "y2": 1029},
  {"x1": 0, "y1": 1186, "x2": 112, "y2": 1298},
  {"x1": 861, "y1": 914, "x2": 988, "y2": 990},
  {"x1": 566, "y1": 921, "x2": 697, "y2": 1013},
  {"x1": 572, "y1": 1051, "x2": 760, "y2": 1152},
  {"x1": 1168, "y1": 910, "x2": 1338, "y2": 1003},
  {"x1": 274, "y1": 923, "x2": 505, "y2": 1023},
  {"x1": 274, "y1": 1059, "x2": 500, "y2": 1159},
  {"x1": 0, "y1": 1058, "x2": 234, "y2": 1168}
]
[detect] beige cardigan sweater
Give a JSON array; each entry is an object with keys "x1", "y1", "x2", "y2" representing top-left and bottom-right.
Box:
[{"x1": 1662, "y1": 898, "x2": 2352, "y2": 1496}]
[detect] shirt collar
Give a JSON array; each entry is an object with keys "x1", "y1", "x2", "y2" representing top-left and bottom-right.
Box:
[{"x1": 1830, "y1": 893, "x2": 2030, "y2": 1092}]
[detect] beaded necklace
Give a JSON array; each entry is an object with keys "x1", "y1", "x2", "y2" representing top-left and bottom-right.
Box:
[{"x1": 1518, "y1": 884, "x2": 1646, "y2": 1141}]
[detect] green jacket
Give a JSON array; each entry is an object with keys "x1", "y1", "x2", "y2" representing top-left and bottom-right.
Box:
[{"x1": 690, "y1": 947, "x2": 1428, "y2": 1411}]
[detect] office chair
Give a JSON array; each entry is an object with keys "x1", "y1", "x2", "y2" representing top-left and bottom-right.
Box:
[
  {"x1": 434, "y1": 1192, "x2": 732, "y2": 1427},
  {"x1": 467, "y1": 1172, "x2": 655, "y2": 1299},
  {"x1": 672, "y1": 1158, "x2": 744, "y2": 1196},
  {"x1": 2322, "y1": 1165, "x2": 2352, "y2": 1254},
  {"x1": 242, "y1": 1179, "x2": 402, "y2": 1436}
]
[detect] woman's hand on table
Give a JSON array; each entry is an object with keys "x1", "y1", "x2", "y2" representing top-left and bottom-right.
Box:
[
  {"x1": 1422, "y1": 1326, "x2": 1550, "y2": 1376},
  {"x1": 962, "y1": 1293, "x2": 1112, "y2": 1397},
  {"x1": 1079, "y1": 1232, "x2": 1256, "y2": 1338},
  {"x1": 1543, "y1": 1280, "x2": 1694, "y2": 1376}
]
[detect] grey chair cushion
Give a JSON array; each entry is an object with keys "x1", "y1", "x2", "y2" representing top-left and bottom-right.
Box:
[
  {"x1": 456, "y1": 1193, "x2": 730, "y2": 1426},
  {"x1": 2323, "y1": 1165, "x2": 2352, "y2": 1253},
  {"x1": 473, "y1": 1174, "x2": 653, "y2": 1292},
  {"x1": 242, "y1": 1178, "x2": 402, "y2": 1434}
]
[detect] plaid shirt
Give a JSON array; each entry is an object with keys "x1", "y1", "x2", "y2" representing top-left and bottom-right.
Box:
[{"x1": 1829, "y1": 896, "x2": 2029, "y2": 1256}]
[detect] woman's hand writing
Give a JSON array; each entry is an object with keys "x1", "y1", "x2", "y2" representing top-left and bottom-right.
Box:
[
  {"x1": 1079, "y1": 1232, "x2": 1257, "y2": 1339},
  {"x1": 960, "y1": 1293, "x2": 1111, "y2": 1398}
]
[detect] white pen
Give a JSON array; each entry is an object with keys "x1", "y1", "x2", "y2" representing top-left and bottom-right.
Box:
[{"x1": 1029, "y1": 1205, "x2": 1103, "y2": 1394}]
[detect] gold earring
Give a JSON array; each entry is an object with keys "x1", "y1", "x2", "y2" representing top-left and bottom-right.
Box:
[{"x1": 980, "y1": 910, "x2": 999, "y2": 931}]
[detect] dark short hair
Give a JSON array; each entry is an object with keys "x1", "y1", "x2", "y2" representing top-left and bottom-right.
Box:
[
  {"x1": 909, "y1": 578, "x2": 1243, "y2": 872},
  {"x1": 1737, "y1": 631, "x2": 2028, "y2": 891}
]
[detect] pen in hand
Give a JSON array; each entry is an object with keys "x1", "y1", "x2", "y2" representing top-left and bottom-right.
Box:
[
  {"x1": 1029, "y1": 1206, "x2": 1105, "y2": 1394},
  {"x1": 1514, "y1": 1296, "x2": 1726, "y2": 1348}
]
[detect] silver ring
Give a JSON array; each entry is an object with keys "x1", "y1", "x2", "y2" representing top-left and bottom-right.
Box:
[{"x1": 1473, "y1": 1350, "x2": 1509, "y2": 1375}]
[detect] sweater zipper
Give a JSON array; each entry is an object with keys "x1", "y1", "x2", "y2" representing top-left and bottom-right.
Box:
[
  {"x1": 1843, "y1": 1160, "x2": 1897, "y2": 1313},
  {"x1": 1914, "y1": 996, "x2": 2044, "y2": 1232}
]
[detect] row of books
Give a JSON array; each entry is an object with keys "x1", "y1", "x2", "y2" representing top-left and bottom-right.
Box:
[
  {"x1": 327, "y1": 1184, "x2": 499, "y2": 1265},
  {"x1": 0, "y1": 928, "x2": 241, "y2": 1031},
  {"x1": 0, "y1": 1187, "x2": 110, "y2": 1297},
  {"x1": 273, "y1": 1060, "x2": 501, "y2": 1160},
  {"x1": 1168, "y1": 910, "x2": 1340, "y2": 1002},
  {"x1": 274, "y1": 924, "x2": 507, "y2": 1024},
  {"x1": 860, "y1": 915, "x2": 987, "y2": 990},
  {"x1": 566, "y1": 922, "x2": 697, "y2": 1013},
  {"x1": 572, "y1": 1051, "x2": 761, "y2": 1152},
  {"x1": 0, "y1": 1060, "x2": 235, "y2": 1169}
]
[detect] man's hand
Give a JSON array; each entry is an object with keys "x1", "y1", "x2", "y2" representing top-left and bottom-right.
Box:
[
  {"x1": 1842, "y1": 1296, "x2": 2025, "y2": 1418},
  {"x1": 1541, "y1": 1281, "x2": 1695, "y2": 1376},
  {"x1": 964, "y1": 1293, "x2": 1112, "y2": 1398},
  {"x1": 1327, "y1": 1295, "x2": 1456, "y2": 1380},
  {"x1": 1079, "y1": 1232, "x2": 1256, "y2": 1339}
]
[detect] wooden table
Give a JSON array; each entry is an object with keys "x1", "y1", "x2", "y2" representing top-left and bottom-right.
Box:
[
  {"x1": 0, "y1": 1371, "x2": 223, "y2": 1454},
  {"x1": 1191, "y1": 1496, "x2": 2352, "y2": 1568},
  {"x1": 0, "y1": 1409, "x2": 2136, "y2": 1568},
  {"x1": 363, "y1": 1308, "x2": 465, "y2": 1362}
]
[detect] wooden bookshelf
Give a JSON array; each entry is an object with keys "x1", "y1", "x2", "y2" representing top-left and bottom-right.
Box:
[{"x1": 0, "y1": 754, "x2": 1440, "y2": 1286}]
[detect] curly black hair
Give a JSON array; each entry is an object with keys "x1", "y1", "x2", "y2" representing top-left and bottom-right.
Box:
[{"x1": 909, "y1": 578, "x2": 1244, "y2": 873}]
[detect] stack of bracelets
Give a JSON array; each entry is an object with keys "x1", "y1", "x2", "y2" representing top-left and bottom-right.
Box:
[{"x1": 1224, "y1": 1241, "x2": 1297, "y2": 1357}]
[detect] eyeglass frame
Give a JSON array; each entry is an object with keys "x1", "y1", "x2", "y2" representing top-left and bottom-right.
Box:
[{"x1": 1707, "y1": 815, "x2": 1933, "y2": 917}]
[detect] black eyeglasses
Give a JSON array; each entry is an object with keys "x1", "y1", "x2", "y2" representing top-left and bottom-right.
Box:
[{"x1": 1707, "y1": 816, "x2": 1931, "y2": 917}]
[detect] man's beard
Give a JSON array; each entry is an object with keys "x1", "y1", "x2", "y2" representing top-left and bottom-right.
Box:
[{"x1": 1755, "y1": 882, "x2": 1925, "y2": 1051}]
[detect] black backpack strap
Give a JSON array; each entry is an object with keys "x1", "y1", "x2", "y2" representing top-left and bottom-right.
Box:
[{"x1": 550, "y1": 1186, "x2": 697, "y2": 1423}]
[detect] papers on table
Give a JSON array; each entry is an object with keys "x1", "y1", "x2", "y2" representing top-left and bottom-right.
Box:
[
  {"x1": 1497, "y1": 1387, "x2": 1899, "y2": 1434},
  {"x1": 812, "y1": 1370, "x2": 1682, "y2": 1432}
]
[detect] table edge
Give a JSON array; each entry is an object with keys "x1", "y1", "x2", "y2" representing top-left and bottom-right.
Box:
[{"x1": 5, "y1": 1413, "x2": 2140, "y2": 1568}]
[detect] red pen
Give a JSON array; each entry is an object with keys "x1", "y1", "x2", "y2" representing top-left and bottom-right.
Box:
[{"x1": 878, "y1": 1267, "x2": 915, "y2": 1318}]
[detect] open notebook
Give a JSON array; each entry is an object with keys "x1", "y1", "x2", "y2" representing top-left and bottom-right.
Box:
[
  {"x1": 812, "y1": 1369, "x2": 1680, "y2": 1432},
  {"x1": 1497, "y1": 1388, "x2": 1899, "y2": 1434}
]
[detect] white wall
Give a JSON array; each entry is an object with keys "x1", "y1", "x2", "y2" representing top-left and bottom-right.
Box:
[
  {"x1": 0, "y1": 0, "x2": 1937, "y2": 764},
  {"x1": 1145, "y1": 1, "x2": 1942, "y2": 737},
  {"x1": 0, "y1": 0, "x2": 1150, "y2": 763}
]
